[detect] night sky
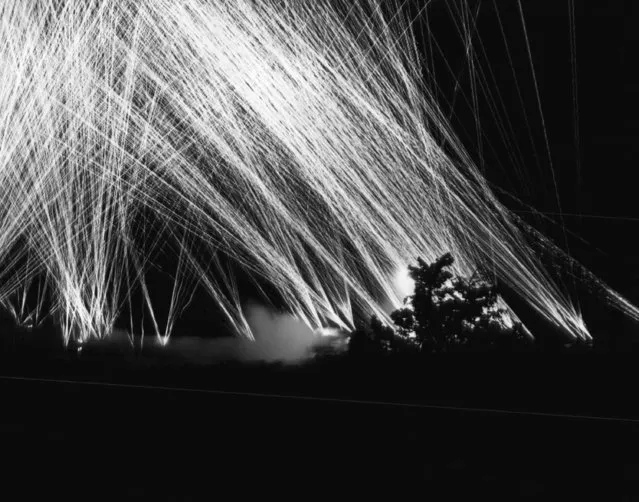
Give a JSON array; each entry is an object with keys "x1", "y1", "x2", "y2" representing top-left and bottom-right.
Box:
[
  {"x1": 407, "y1": 1, "x2": 639, "y2": 341},
  {"x1": 162, "y1": 1, "x2": 639, "y2": 340},
  {"x1": 4, "y1": 1, "x2": 635, "y2": 343}
]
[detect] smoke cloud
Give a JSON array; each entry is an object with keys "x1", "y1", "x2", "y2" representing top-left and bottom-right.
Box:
[{"x1": 87, "y1": 303, "x2": 318, "y2": 365}]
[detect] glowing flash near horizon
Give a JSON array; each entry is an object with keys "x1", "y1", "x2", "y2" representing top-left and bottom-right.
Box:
[
  {"x1": 395, "y1": 267, "x2": 415, "y2": 302},
  {"x1": 0, "y1": 0, "x2": 635, "y2": 345}
]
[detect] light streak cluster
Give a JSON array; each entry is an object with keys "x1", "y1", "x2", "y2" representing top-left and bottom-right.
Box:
[{"x1": 0, "y1": 0, "x2": 634, "y2": 344}]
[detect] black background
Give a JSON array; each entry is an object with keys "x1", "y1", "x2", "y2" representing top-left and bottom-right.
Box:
[
  {"x1": 3, "y1": 1, "x2": 639, "y2": 499},
  {"x1": 420, "y1": 0, "x2": 639, "y2": 299}
]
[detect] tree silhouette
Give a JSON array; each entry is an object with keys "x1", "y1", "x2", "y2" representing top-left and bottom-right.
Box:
[
  {"x1": 348, "y1": 253, "x2": 533, "y2": 356},
  {"x1": 350, "y1": 253, "x2": 530, "y2": 355},
  {"x1": 397, "y1": 253, "x2": 531, "y2": 352}
]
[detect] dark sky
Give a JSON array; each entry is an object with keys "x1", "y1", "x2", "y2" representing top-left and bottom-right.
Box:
[{"x1": 411, "y1": 0, "x2": 639, "y2": 305}]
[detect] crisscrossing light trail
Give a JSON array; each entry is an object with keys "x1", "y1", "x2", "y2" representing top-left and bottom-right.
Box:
[{"x1": 0, "y1": 0, "x2": 635, "y2": 345}]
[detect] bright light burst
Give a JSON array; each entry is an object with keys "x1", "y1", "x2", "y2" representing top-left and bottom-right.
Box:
[{"x1": 0, "y1": 0, "x2": 635, "y2": 345}]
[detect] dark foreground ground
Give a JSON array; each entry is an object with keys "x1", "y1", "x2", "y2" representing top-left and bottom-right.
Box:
[{"x1": 3, "y1": 328, "x2": 639, "y2": 500}]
